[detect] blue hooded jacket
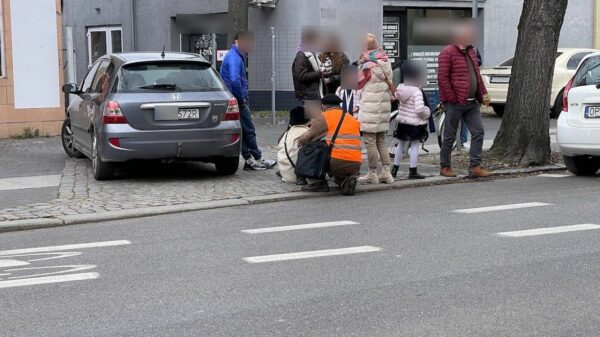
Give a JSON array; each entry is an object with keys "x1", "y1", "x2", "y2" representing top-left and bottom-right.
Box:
[{"x1": 220, "y1": 44, "x2": 248, "y2": 103}]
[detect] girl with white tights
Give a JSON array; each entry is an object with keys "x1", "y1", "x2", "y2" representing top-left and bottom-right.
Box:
[{"x1": 391, "y1": 62, "x2": 431, "y2": 179}]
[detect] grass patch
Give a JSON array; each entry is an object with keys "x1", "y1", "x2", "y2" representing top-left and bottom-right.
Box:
[
  {"x1": 10, "y1": 127, "x2": 40, "y2": 139},
  {"x1": 253, "y1": 110, "x2": 289, "y2": 118}
]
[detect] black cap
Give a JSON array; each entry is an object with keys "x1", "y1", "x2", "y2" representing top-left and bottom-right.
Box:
[
  {"x1": 289, "y1": 106, "x2": 309, "y2": 126},
  {"x1": 321, "y1": 94, "x2": 343, "y2": 106}
]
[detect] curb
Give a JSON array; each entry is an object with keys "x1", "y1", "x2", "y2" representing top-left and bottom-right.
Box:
[{"x1": 0, "y1": 164, "x2": 566, "y2": 234}]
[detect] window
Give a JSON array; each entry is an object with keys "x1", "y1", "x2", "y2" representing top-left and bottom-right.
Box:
[
  {"x1": 115, "y1": 62, "x2": 226, "y2": 92},
  {"x1": 497, "y1": 52, "x2": 563, "y2": 67},
  {"x1": 87, "y1": 27, "x2": 122, "y2": 66},
  {"x1": 80, "y1": 61, "x2": 101, "y2": 93},
  {"x1": 567, "y1": 52, "x2": 592, "y2": 70},
  {"x1": 574, "y1": 56, "x2": 600, "y2": 87}
]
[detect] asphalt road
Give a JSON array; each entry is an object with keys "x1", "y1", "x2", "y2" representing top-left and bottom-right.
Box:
[{"x1": 1, "y1": 172, "x2": 599, "y2": 337}]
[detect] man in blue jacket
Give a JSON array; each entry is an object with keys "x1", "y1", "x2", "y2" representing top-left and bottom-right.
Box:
[{"x1": 220, "y1": 32, "x2": 276, "y2": 170}]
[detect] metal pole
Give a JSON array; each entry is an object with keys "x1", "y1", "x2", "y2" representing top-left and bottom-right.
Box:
[
  {"x1": 271, "y1": 27, "x2": 276, "y2": 126},
  {"x1": 211, "y1": 33, "x2": 217, "y2": 67}
]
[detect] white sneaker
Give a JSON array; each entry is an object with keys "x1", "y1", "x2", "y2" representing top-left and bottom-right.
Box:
[
  {"x1": 258, "y1": 158, "x2": 277, "y2": 169},
  {"x1": 462, "y1": 142, "x2": 471, "y2": 149},
  {"x1": 244, "y1": 158, "x2": 266, "y2": 171}
]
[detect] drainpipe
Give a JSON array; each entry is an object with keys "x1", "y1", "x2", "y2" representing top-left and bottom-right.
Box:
[
  {"x1": 595, "y1": 0, "x2": 600, "y2": 49},
  {"x1": 131, "y1": 0, "x2": 137, "y2": 50}
]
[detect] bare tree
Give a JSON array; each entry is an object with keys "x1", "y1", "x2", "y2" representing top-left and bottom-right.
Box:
[
  {"x1": 228, "y1": 0, "x2": 249, "y2": 45},
  {"x1": 489, "y1": 0, "x2": 569, "y2": 165}
]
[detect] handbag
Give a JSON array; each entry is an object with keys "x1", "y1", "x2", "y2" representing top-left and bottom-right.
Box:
[
  {"x1": 284, "y1": 131, "x2": 295, "y2": 169},
  {"x1": 295, "y1": 111, "x2": 347, "y2": 180}
]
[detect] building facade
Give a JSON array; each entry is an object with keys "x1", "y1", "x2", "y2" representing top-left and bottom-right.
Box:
[
  {"x1": 0, "y1": 0, "x2": 64, "y2": 138},
  {"x1": 62, "y1": 0, "x2": 598, "y2": 112}
]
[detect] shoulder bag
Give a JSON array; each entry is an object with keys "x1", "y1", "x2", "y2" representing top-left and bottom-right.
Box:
[{"x1": 295, "y1": 112, "x2": 346, "y2": 180}]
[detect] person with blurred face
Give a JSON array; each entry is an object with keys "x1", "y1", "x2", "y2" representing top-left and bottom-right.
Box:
[
  {"x1": 292, "y1": 28, "x2": 329, "y2": 119},
  {"x1": 356, "y1": 33, "x2": 395, "y2": 185},
  {"x1": 437, "y1": 21, "x2": 491, "y2": 178},
  {"x1": 336, "y1": 65, "x2": 360, "y2": 117},
  {"x1": 221, "y1": 32, "x2": 276, "y2": 171},
  {"x1": 319, "y1": 33, "x2": 350, "y2": 95}
]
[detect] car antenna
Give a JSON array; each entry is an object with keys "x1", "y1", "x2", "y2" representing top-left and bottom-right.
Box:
[{"x1": 161, "y1": 44, "x2": 166, "y2": 59}]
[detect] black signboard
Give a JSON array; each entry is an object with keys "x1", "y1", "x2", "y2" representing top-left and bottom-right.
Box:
[
  {"x1": 383, "y1": 23, "x2": 399, "y2": 39},
  {"x1": 383, "y1": 40, "x2": 399, "y2": 58}
]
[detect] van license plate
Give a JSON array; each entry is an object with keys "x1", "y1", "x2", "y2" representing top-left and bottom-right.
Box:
[
  {"x1": 584, "y1": 106, "x2": 600, "y2": 118},
  {"x1": 178, "y1": 108, "x2": 200, "y2": 120}
]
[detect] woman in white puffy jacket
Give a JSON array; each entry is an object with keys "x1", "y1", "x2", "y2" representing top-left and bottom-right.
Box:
[{"x1": 392, "y1": 62, "x2": 431, "y2": 179}]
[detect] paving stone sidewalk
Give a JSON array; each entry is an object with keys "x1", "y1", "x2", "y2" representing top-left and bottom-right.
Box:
[{"x1": 0, "y1": 142, "x2": 451, "y2": 223}]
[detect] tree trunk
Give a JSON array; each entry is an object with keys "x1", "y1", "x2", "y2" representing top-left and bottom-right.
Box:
[
  {"x1": 228, "y1": 0, "x2": 249, "y2": 45},
  {"x1": 489, "y1": 0, "x2": 568, "y2": 165}
]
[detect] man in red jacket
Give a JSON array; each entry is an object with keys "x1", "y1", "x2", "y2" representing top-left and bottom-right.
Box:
[{"x1": 437, "y1": 22, "x2": 491, "y2": 178}]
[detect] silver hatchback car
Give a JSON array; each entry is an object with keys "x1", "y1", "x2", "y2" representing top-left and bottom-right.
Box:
[{"x1": 61, "y1": 52, "x2": 241, "y2": 180}]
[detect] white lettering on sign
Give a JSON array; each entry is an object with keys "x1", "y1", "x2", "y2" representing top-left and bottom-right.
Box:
[{"x1": 217, "y1": 50, "x2": 229, "y2": 62}]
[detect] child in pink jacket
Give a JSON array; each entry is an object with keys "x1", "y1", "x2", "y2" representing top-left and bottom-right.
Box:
[{"x1": 392, "y1": 63, "x2": 430, "y2": 179}]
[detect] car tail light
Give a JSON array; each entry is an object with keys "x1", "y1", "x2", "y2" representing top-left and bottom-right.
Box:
[
  {"x1": 224, "y1": 98, "x2": 240, "y2": 121},
  {"x1": 230, "y1": 134, "x2": 240, "y2": 143},
  {"x1": 108, "y1": 138, "x2": 121, "y2": 147},
  {"x1": 103, "y1": 101, "x2": 128, "y2": 124},
  {"x1": 562, "y1": 77, "x2": 575, "y2": 112}
]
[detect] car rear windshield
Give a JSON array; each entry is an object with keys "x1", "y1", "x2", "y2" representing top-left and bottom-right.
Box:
[
  {"x1": 574, "y1": 56, "x2": 600, "y2": 87},
  {"x1": 115, "y1": 61, "x2": 226, "y2": 92},
  {"x1": 498, "y1": 52, "x2": 563, "y2": 67}
]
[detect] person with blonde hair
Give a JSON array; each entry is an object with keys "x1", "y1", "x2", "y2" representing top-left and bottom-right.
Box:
[{"x1": 356, "y1": 33, "x2": 395, "y2": 184}]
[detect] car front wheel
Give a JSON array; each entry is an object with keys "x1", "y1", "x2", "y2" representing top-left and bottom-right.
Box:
[
  {"x1": 91, "y1": 131, "x2": 115, "y2": 180},
  {"x1": 563, "y1": 155, "x2": 600, "y2": 176},
  {"x1": 214, "y1": 157, "x2": 240, "y2": 176},
  {"x1": 61, "y1": 118, "x2": 84, "y2": 158}
]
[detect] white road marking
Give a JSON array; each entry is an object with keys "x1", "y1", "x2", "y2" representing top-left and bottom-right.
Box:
[
  {"x1": 243, "y1": 246, "x2": 382, "y2": 263},
  {"x1": 0, "y1": 272, "x2": 99, "y2": 289},
  {"x1": 452, "y1": 202, "x2": 552, "y2": 214},
  {"x1": 242, "y1": 221, "x2": 359, "y2": 234},
  {"x1": 538, "y1": 174, "x2": 571, "y2": 178},
  {"x1": 0, "y1": 240, "x2": 131, "y2": 256},
  {"x1": 496, "y1": 224, "x2": 600, "y2": 237},
  {"x1": 0, "y1": 175, "x2": 61, "y2": 191},
  {"x1": 0, "y1": 259, "x2": 30, "y2": 268}
]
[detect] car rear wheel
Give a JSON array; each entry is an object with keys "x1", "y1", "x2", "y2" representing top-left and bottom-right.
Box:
[
  {"x1": 214, "y1": 157, "x2": 240, "y2": 176},
  {"x1": 491, "y1": 104, "x2": 505, "y2": 117},
  {"x1": 91, "y1": 131, "x2": 115, "y2": 180},
  {"x1": 61, "y1": 118, "x2": 84, "y2": 158},
  {"x1": 563, "y1": 155, "x2": 600, "y2": 176},
  {"x1": 550, "y1": 88, "x2": 564, "y2": 119}
]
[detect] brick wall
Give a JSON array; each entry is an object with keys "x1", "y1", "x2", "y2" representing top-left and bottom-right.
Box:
[{"x1": 0, "y1": 0, "x2": 64, "y2": 138}]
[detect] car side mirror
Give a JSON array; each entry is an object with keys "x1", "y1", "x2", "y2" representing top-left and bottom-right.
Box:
[{"x1": 62, "y1": 83, "x2": 79, "y2": 94}]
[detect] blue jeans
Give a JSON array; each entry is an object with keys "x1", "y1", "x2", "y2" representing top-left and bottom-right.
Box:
[{"x1": 240, "y1": 103, "x2": 262, "y2": 161}]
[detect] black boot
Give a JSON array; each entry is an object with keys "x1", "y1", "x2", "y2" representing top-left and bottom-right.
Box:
[
  {"x1": 296, "y1": 176, "x2": 308, "y2": 186},
  {"x1": 409, "y1": 167, "x2": 426, "y2": 180},
  {"x1": 391, "y1": 165, "x2": 400, "y2": 178}
]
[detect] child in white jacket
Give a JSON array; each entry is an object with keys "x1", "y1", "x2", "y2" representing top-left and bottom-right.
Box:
[{"x1": 392, "y1": 63, "x2": 430, "y2": 179}]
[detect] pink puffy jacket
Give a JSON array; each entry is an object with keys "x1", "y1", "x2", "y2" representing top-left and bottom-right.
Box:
[{"x1": 395, "y1": 84, "x2": 430, "y2": 126}]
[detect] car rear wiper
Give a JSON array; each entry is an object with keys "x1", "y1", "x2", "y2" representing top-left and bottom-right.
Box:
[{"x1": 138, "y1": 83, "x2": 179, "y2": 91}]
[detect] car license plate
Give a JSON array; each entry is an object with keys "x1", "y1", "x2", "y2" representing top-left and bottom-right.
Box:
[
  {"x1": 178, "y1": 108, "x2": 200, "y2": 120},
  {"x1": 490, "y1": 76, "x2": 510, "y2": 84},
  {"x1": 584, "y1": 106, "x2": 600, "y2": 118}
]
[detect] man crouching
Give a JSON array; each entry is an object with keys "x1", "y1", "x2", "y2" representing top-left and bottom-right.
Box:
[{"x1": 298, "y1": 94, "x2": 363, "y2": 196}]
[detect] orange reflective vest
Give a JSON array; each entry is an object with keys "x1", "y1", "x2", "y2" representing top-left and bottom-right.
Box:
[{"x1": 323, "y1": 108, "x2": 363, "y2": 163}]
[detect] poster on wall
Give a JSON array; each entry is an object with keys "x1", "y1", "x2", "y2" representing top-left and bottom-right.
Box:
[
  {"x1": 407, "y1": 45, "x2": 443, "y2": 90},
  {"x1": 382, "y1": 22, "x2": 400, "y2": 63}
]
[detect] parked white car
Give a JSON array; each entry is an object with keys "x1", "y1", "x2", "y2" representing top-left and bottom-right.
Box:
[
  {"x1": 557, "y1": 52, "x2": 600, "y2": 176},
  {"x1": 481, "y1": 48, "x2": 599, "y2": 118}
]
